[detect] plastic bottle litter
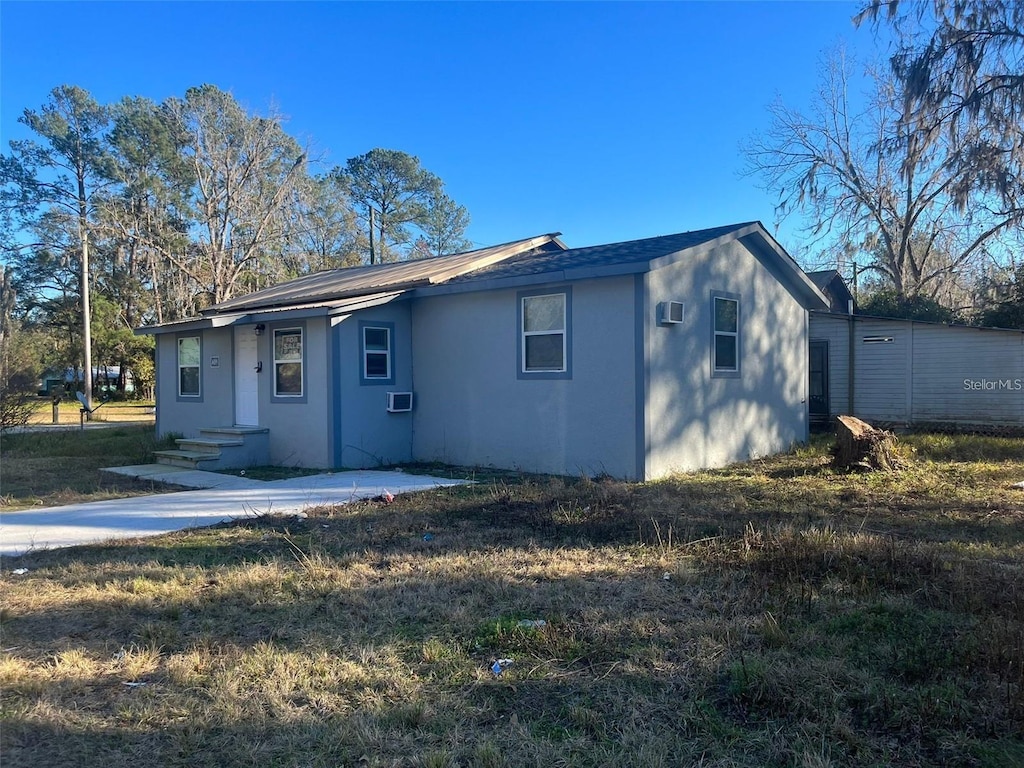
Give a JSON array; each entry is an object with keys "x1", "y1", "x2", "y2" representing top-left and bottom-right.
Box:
[
  {"x1": 422, "y1": 533, "x2": 434, "y2": 542},
  {"x1": 517, "y1": 619, "x2": 546, "y2": 629},
  {"x1": 11, "y1": 568, "x2": 28, "y2": 576}
]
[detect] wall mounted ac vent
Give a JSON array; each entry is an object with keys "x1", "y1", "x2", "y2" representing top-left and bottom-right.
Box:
[
  {"x1": 658, "y1": 301, "x2": 685, "y2": 325},
  {"x1": 387, "y1": 392, "x2": 414, "y2": 413}
]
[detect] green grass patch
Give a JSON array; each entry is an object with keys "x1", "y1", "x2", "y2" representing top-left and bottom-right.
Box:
[
  {"x1": 1, "y1": 425, "x2": 180, "y2": 508},
  {"x1": 217, "y1": 465, "x2": 324, "y2": 482}
]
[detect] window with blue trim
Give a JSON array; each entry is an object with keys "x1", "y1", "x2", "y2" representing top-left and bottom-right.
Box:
[
  {"x1": 712, "y1": 293, "x2": 740, "y2": 376},
  {"x1": 177, "y1": 336, "x2": 201, "y2": 397},
  {"x1": 521, "y1": 292, "x2": 567, "y2": 373},
  {"x1": 274, "y1": 327, "x2": 304, "y2": 396},
  {"x1": 360, "y1": 323, "x2": 394, "y2": 384}
]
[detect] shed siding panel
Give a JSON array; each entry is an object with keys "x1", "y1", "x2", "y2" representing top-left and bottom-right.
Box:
[
  {"x1": 853, "y1": 320, "x2": 909, "y2": 422},
  {"x1": 911, "y1": 325, "x2": 1024, "y2": 424},
  {"x1": 809, "y1": 313, "x2": 850, "y2": 419},
  {"x1": 817, "y1": 313, "x2": 1024, "y2": 427}
]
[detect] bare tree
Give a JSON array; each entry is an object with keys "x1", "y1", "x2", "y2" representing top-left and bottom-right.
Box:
[
  {"x1": 164, "y1": 85, "x2": 308, "y2": 306},
  {"x1": 857, "y1": 2, "x2": 1024, "y2": 288},
  {"x1": 290, "y1": 173, "x2": 365, "y2": 272},
  {"x1": 99, "y1": 96, "x2": 193, "y2": 325},
  {"x1": 745, "y1": 49, "x2": 1020, "y2": 299}
]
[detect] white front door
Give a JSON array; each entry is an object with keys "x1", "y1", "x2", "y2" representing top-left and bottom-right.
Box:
[{"x1": 234, "y1": 328, "x2": 259, "y2": 426}]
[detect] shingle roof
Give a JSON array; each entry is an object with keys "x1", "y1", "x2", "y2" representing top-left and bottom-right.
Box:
[
  {"x1": 140, "y1": 221, "x2": 827, "y2": 333},
  {"x1": 204, "y1": 233, "x2": 565, "y2": 314},
  {"x1": 807, "y1": 269, "x2": 841, "y2": 292},
  {"x1": 444, "y1": 222, "x2": 758, "y2": 284}
]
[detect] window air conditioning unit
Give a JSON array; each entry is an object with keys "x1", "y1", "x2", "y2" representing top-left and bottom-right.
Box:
[
  {"x1": 658, "y1": 300, "x2": 685, "y2": 325},
  {"x1": 386, "y1": 391, "x2": 414, "y2": 413}
]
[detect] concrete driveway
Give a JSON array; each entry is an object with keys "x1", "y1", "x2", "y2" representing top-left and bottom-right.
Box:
[{"x1": 0, "y1": 465, "x2": 468, "y2": 557}]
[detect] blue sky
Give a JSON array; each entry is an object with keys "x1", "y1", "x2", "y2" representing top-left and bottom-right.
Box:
[{"x1": 1, "y1": 1, "x2": 885, "y2": 263}]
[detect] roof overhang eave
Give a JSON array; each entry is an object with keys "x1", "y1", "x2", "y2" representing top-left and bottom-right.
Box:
[
  {"x1": 136, "y1": 291, "x2": 409, "y2": 335},
  {"x1": 135, "y1": 314, "x2": 245, "y2": 336},
  {"x1": 199, "y1": 281, "x2": 426, "y2": 315},
  {"x1": 738, "y1": 229, "x2": 830, "y2": 310}
]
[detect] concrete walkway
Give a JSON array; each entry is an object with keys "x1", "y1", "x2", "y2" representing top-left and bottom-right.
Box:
[{"x1": 0, "y1": 465, "x2": 468, "y2": 557}]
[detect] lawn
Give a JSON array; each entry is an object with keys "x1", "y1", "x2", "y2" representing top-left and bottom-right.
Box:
[
  {"x1": 23, "y1": 398, "x2": 157, "y2": 426},
  {"x1": 1, "y1": 433, "x2": 1023, "y2": 767},
  {"x1": 0, "y1": 425, "x2": 180, "y2": 509}
]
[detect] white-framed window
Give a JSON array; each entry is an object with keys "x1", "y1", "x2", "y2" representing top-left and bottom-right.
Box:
[
  {"x1": 520, "y1": 291, "x2": 569, "y2": 376},
  {"x1": 363, "y1": 326, "x2": 391, "y2": 380},
  {"x1": 177, "y1": 336, "x2": 201, "y2": 397},
  {"x1": 273, "y1": 327, "x2": 303, "y2": 396},
  {"x1": 712, "y1": 292, "x2": 740, "y2": 377},
  {"x1": 359, "y1": 321, "x2": 395, "y2": 385}
]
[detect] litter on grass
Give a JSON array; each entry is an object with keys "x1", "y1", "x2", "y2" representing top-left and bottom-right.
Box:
[
  {"x1": 491, "y1": 658, "x2": 514, "y2": 676},
  {"x1": 517, "y1": 619, "x2": 546, "y2": 629}
]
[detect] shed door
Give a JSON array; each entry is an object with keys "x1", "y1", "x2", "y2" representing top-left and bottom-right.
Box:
[
  {"x1": 234, "y1": 329, "x2": 259, "y2": 426},
  {"x1": 808, "y1": 340, "x2": 829, "y2": 426}
]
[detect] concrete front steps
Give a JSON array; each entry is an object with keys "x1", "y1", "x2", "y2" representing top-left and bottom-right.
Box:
[{"x1": 153, "y1": 426, "x2": 270, "y2": 470}]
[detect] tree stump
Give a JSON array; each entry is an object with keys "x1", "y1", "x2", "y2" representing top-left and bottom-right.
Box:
[{"x1": 832, "y1": 415, "x2": 907, "y2": 471}]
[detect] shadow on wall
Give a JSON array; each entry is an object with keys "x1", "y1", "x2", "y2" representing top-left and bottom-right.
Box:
[{"x1": 646, "y1": 245, "x2": 807, "y2": 474}]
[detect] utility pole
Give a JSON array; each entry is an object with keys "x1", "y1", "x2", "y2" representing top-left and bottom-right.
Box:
[
  {"x1": 78, "y1": 169, "x2": 93, "y2": 411},
  {"x1": 369, "y1": 207, "x2": 376, "y2": 265}
]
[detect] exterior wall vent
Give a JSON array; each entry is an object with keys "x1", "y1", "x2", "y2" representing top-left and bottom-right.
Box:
[
  {"x1": 386, "y1": 391, "x2": 414, "y2": 413},
  {"x1": 862, "y1": 336, "x2": 894, "y2": 344},
  {"x1": 658, "y1": 301, "x2": 685, "y2": 325}
]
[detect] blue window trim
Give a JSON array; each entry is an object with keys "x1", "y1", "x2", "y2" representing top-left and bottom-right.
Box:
[
  {"x1": 175, "y1": 332, "x2": 203, "y2": 402},
  {"x1": 517, "y1": 286, "x2": 572, "y2": 380},
  {"x1": 270, "y1": 321, "x2": 307, "y2": 403},
  {"x1": 710, "y1": 290, "x2": 741, "y2": 379},
  {"x1": 359, "y1": 320, "x2": 396, "y2": 386}
]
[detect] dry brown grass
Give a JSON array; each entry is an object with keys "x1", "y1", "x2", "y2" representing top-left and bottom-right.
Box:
[
  {"x1": 24, "y1": 399, "x2": 156, "y2": 426},
  {"x1": 1, "y1": 434, "x2": 1023, "y2": 767}
]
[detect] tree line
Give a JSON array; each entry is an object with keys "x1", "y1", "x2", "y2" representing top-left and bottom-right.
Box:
[
  {"x1": 745, "y1": 0, "x2": 1024, "y2": 327},
  {"x1": 0, "y1": 83, "x2": 472, "y2": 409},
  {"x1": 4, "y1": 1, "x2": 1023, "y2": 421}
]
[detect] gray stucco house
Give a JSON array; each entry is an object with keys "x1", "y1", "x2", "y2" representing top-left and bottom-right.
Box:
[{"x1": 139, "y1": 222, "x2": 829, "y2": 480}]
